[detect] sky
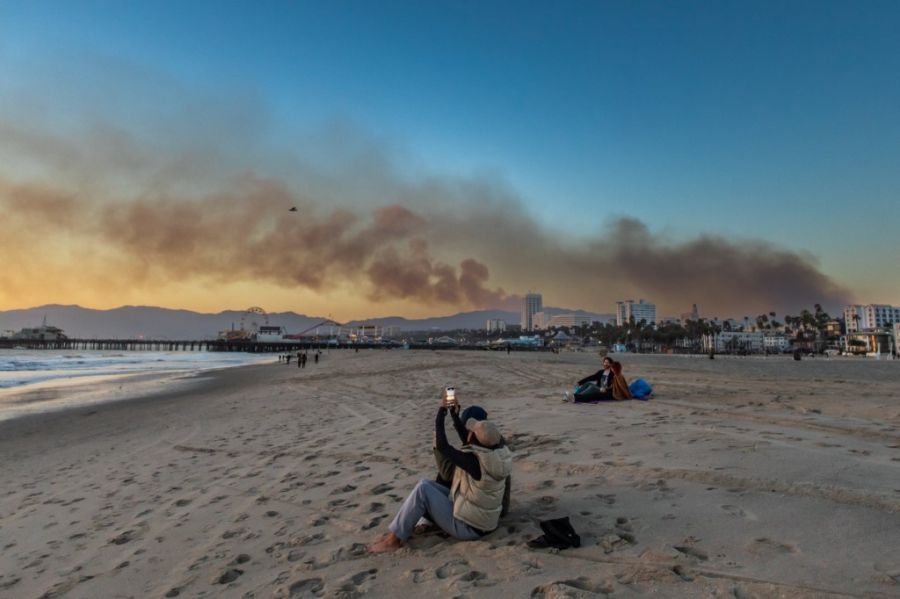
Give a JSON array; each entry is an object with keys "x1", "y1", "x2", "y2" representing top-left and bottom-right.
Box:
[{"x1": 1, "y1": 1, "x2": 898, "y2": 321}]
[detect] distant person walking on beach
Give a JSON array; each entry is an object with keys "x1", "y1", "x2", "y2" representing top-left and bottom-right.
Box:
[
  {"x1": 564, "y1": 355, "x2": 632, "y2": 402},
  {"x1": 285, "y1": 353, "x2": 292, "y2": 365},
  {"x1": 314, "y1": 351, "x2": 319, "y2": 364},
  {"x1": 366, "y1": 391, "x2": 513, "y2": 553}
]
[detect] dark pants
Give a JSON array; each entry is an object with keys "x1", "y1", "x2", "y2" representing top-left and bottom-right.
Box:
[{"x1": 573, "y1": 382, "x2": 613, "y2": 402}]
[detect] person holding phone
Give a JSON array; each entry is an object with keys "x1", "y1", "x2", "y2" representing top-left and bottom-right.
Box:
[
  {"x1": 431, "y1": 395, "x2": 511, "y2": 522},
  {"x1": 366, "y1": 388, "x2": 513, "y2": 554}
]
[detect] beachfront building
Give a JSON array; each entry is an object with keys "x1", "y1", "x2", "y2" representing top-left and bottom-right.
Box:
[
  {"x1": 616, "y1": 299, "x2": 656, "y2": 327},
  {"x1": 845, "y1": 330, "x2": 894, "y2": 356},
  {"x1": 703, "y1": 331, "x2": 765, "y2": 353},
  {"x1": 521, "y1": 292, "x2": 543, "y2": 331},
  {"x1": 485, "y1": 319, "x2": 507, "y2": 333},
  {"x1": 763, "y1": 334, "x2": 791, "y2": 353},
  {"x1": 11, "y1": 323, "x2": 67, "y2": 341},
  {"x1": 844, "y1": 304, "x2": 900, "y2": 332},
  {"x1": 544, "y1": 313, "x2": 594, "y2": 329}
]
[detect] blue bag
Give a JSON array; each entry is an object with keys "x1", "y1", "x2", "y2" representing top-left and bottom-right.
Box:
[{"x1": 629, "y1": 378, "x2": 652, "y2": 400}]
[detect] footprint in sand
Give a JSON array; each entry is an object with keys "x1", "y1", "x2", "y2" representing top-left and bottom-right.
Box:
[
  {"x1": 748, "y1": 537, "x2": 797, "y2": 556},
  {"x1": 222, "y1": 528, "x2": 245, "y2": 539},
  {"x1": 361, "y1": 514, "x2": 388, "y2": 530},
  {"x1": 285, "y1": 577, "x2": 324, "y2": 598},
  {"x1": 370, "y1": 483, "x2": 393, "y2": 495},
  {"x1": 109, "y1": 530, "x2": 136, "y2": 545},
  {"x1": 294, "y1": 533, "x2": 326, "y2": 546},
  {"x1": 721, "y1": 504, "x2": 747, "y2": 518},
  {"x1": 406, "y1": 568, "x2": 428, "y2": 584},
  {"x1": 521, "y1": 560, "x2": 542, "y2": 574},
  {"x1": 330, "y1": 543, "x2": 368, "y2": 562},
  {"x1": 532, "y1": 577, "x2": 613, "y2": 597},
  {"x1": 456, "y1": 570, "x2": 492, "y2": 587},
  {"x1": 673, "y1": 544, "x2": 708, "y2": 561},
  {"x1": 213, "y1": 568, "x2": 243, "y2": 584},
  {"x1": 436, "y1": 559, "x2": 470, "y2": 579},
  {"x1": 349, "y1": 568, "x2": 377, "y2": 585}
]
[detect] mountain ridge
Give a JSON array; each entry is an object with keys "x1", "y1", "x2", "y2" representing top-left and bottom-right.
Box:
[{"x1": 0, "y1": 304, "x2": 615, "y2": 338}]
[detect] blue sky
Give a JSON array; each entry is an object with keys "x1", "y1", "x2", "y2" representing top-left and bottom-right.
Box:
[{"x1": 1, "y1": 1, "x2": 898, "y2": 314}]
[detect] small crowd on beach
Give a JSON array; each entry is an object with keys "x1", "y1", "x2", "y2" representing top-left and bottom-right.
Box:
[{"x1": 278, "y1": 350, "x2": 321, "y2": 368}]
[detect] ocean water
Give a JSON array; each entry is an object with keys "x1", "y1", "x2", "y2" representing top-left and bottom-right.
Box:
[{"x1": 0, "y1": 349, "x2": 274, "y2": 390}]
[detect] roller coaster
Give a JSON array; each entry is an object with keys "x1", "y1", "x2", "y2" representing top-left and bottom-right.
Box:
[{"x1": 218, "y1": 307, "x2": 346, "y2": 341}]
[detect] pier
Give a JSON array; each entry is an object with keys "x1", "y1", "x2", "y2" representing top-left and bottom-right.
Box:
[
  {"x1": 0, "y1": 338, "x2": 217, "y2": 351},
  {"x1": 0, "y1": 338, "x2": 549, "y2": 352}
]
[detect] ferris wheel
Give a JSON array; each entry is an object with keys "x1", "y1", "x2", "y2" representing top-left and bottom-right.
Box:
[{"x1": 240, "y1": 306, "x2": 269, "y2": 334}]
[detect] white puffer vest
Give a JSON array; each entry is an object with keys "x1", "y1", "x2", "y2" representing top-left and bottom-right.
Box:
[{"x1": 451, "y1": 444, "x2": 513, "y2": 532}]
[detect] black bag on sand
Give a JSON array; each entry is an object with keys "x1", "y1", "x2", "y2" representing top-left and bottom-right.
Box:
[{"x1": 527, "y1": 516, "x2": 581, "y2": 549}]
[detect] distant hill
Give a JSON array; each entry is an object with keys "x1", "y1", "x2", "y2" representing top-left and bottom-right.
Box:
[
  {"x1": 0, "y1": 305, "x2": 614, "y2": 338},
  {"x1": 345, "y1": 309, "x2": 520, "y2": 332}
]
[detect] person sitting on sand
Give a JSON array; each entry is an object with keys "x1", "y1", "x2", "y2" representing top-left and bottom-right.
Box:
[
  {"x1": 432, "y1": 402, "x2": 511, "y2": 519},
  {"x1": 564, "y1": 356, "x2": 632, "y2": 402},
  {"x1": 366, "y1": 392, "x2": 513, "y2": 554}
]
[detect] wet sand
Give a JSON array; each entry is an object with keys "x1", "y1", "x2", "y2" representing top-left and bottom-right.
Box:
[{"x1": 1, "y1": 351, "x2": 898, "y2": 598}]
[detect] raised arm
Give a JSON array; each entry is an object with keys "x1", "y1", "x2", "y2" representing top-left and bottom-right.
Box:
[{"x1": 435, "y1": 407, "x2": 481, "y2": 480}]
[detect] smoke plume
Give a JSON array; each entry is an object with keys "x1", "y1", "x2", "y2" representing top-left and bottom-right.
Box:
[{"x1": 0, "y1": 106, "x2": 851, "y2": 317}]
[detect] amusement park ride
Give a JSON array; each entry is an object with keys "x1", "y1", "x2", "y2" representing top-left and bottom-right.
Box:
[{"x1": 217, "y1": 307, "x2": 376, "y2": 343}]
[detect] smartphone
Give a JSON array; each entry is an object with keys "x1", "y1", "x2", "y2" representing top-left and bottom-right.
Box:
[{"x1": 445, "y1": 386, "x2": 457, "y2": 405}]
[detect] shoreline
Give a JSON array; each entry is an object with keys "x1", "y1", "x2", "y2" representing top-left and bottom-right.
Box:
[{"x1": 0, "y1": 361, "x2": 272, "y2": 436}]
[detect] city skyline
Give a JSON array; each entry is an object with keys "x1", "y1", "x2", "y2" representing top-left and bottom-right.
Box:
[{"x1": 2, "y1": 2, "x2": 899, "y2": 320}]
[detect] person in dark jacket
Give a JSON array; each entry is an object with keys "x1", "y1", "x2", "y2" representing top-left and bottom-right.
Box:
[
  {"x1": 366, "y1": 392, "x2": 513, "y2": 554},
  {"x1": 432, "y1": 403, "x2": 511, "y2": 519},
  {"x1": 564, "y1": 355, "x2": 632, "y2": 402}
]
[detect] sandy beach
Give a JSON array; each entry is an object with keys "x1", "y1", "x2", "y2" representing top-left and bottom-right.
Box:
[{"x1": 1, "y1": 350, "x2": 899, "y2": 598}]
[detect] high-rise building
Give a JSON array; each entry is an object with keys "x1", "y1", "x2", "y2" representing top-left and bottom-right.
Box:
[
  {"x1": 844, "y1": 304, "x2": 900, "y2": 332},
  {"x1": 485, "y1": 319, "x2": 507, "y2": 333},
  {"x1": 521, "y1": 292, "x2": 543, "y2": 331},
  {"x1": 616, "y1": 299, "x2": 657, "y2": 326}
]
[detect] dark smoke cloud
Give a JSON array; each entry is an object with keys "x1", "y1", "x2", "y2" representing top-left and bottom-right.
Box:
[
  {"x1": 0, "y1": 97, "x2": 850, "y2": 316},
  {"x1": 587, "y1": 218, "x2": 850, "y2": 316},
  {"x1": 0, "y1": 175, "x2": 516, "y2": 310}
]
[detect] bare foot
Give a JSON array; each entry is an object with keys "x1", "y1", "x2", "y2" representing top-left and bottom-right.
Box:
[{"x1": 367, "y1": 532, "x2": 403, "y2": 554}]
